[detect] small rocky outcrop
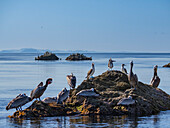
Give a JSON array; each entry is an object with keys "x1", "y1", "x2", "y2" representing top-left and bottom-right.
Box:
[
  {"x1": 8, "y1": 71, "x2": 170, "y2": 118},
  {"x1": 35, "y1": 51, "x2": 59, "y2": 60},
  {"x1": 65, "y1": 53, "x2": 92, "y2": 61},
  {"x1": 163, "y1": 63, "x2": 170, "y2": 67}
]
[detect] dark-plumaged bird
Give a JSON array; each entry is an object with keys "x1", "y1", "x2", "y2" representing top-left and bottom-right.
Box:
[
  {"x1": 121, "y1": 64, "x2": 128, "y2": 74},
  {"x1": 150, "y1": 65, "x2": 160, "y2": 88},
  {"x1": 30, "y1": 78, "x2": 52, "y2": 101},
  {"x1": 108, "y1": 58, "x2": 116, "y2": 70},
  {"x1": 128, "y1": 61, "x2": 138, "y2": 89},
  {"x1": 66, "y1": 73, "x2": 76, "y2": 89},
  {"x1": 86, "y1": 63, "x2": 95, "y2": 79},
  {"x1": 6, "y1": 94, "x2": 31, "y2": 111}
]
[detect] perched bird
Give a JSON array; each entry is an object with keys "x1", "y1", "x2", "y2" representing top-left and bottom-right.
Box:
[
  {"x1": 128, "y1": 61, "x2": 138, "y2": 89},
  {"x1": 76, "y1": 88, "x2": 99, "y2": 97},
  {"x1": 108, "y1": 58, "x2": 116, "y2": 70},
  {"x1": 150, "y1": 65, "x2": 160, "y2": 88},
  {"x1": 6, "y1": 94, "x2": 31, "y2": 111},
  {"x1": 42, "y1": 88, "x2": 69, "y2": 104},
  {"x1": 30, "y1": 78, "x2": 52, "y2": 101},
  {"x1": 86, "y1": 63, "x2": 95, "y2": 79},
  {"x1": 66, "y1": 73, "x2": 76, "y2": 89},
  {"x1": 117, "y1": 96, "x2": 136, "y2": 106},
  {"x1": 121, "y1": 64, "x2": 128, "y2": 74},
  {"x1": 56, "y1": 88, "x2": 69, "y2": 104}
]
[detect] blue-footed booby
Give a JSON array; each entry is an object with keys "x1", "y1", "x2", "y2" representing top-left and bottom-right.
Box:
[
  {"x1": 121, "y1": 64, "x2": 128, "y2": 74},
  {"x1": 86, "y1": 63, "x2": 95, "y2": 79},
  {"x1": 108, "y1": 58, "x2": 116, "y2": 70}
]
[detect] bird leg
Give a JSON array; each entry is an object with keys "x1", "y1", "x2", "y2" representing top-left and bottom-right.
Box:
[
  {"x1": 16, "y1": 108, "x2": 18, "y2": 111},
  {"x1": 39, "y1": 97, "x2": 41, "y2": 101}
]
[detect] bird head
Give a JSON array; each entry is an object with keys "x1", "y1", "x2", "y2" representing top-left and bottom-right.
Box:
[
  {"x1": 46, "y1": 78, "x2": 52, "y2": 85},
  {"x1": 122, "y1": 64, "x2": 126, "y2": 66},
  {"x1": 130, "y1": 61, "x2": 133, "y2": 66},
  {"x1": 92, "y1": 63, "x2": 94, "y2": 67}
]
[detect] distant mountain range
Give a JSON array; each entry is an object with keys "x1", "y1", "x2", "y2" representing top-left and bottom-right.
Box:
[{"x1": 0, "y1": 48, "x2": 96, "y2": 53}]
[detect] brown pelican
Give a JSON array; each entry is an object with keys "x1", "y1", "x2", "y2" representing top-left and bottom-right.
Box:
[
  {"x1": 56, "y1": 88, "x2": 69, "y2": 104},
  {"x1": 150, "y1": 65, "x2": 160, "y2": 88},
  {"x1": 128, "y1": 61, "x2": 138, "y2": 89},
  {"x1": 117, "y1": 96, "x2": 136, "y2": 105},
  {"x1": 30, "y1": 78, "x2": 52, "y2": 101},
  {"x1": 76, "y1": 88, "x2": 99, "y2": 97},
  {"x1": 66, "y1": 73, "x2": 76, "y2": 89},
  {"x1": 121, "y1": 64, "x2": 128, "y2": 74},
  {"x1": 6, "y1": 94, "x2": 31, "y2": 111},
  {"x1": 108, "y1": 58, "x2": 116, "y2": 70},
  {"x1": 42, "y1": 88, "x2": 69, "y2": 104},
  {"x1": 86, "y1": 63, "x2": 95, "y2": 79}
]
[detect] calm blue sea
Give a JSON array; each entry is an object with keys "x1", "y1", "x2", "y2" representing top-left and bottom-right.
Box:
[{"x1": 0, "y1": 53, "x2": 170, "y2": 128}]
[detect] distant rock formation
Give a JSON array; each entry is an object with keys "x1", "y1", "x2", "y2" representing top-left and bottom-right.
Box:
[
  {"x1": 65, "y1": 53, "x2": 92, "y2": 61},
  {"x1": 8, "y1": 71, "x2": 170, "y2": 118},
  {"x1": 163, "y1": 63, "x2": 170, "y2": 67},
  {"x1": 35, "y1": 51, "x2": 59, "y2": 60}
]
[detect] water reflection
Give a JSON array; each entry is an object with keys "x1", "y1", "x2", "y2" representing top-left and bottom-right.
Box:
[{"x1": 6, "y1": 111, "x2": 169, "y2": 128}]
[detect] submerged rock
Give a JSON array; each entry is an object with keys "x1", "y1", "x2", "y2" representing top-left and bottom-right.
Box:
[
  {"x1": 163, "y1": 63, "x2": 170, "y2": 67},
  {"x1": 35, "y1": 51, "x2": 59, "y2": 60},
  {"x1": 65, "y1": 53, "x2": 92, "y2": 61},
  {"x1": 8, "y1": 71, "x2": 170, "y2": 118}
]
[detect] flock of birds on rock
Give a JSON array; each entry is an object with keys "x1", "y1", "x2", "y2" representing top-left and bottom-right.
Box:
[{"x1": 6, "y1": 58, "x2": 160, "y2": 111}]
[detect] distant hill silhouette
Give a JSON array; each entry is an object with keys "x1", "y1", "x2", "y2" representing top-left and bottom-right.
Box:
[{"x1": 0, "y1": 48, "x2": 95, "y2": 53}]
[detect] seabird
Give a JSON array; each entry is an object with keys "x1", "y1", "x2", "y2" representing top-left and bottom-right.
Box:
[
  {"x1": 42, "y1": 88, "x2": 69, "y2": 104},
  {"x1": 117, "y1": 96, "x2": 136, "y2": 106},
  {"x1": 121, "y1": 64, "x2": 128, "y2": 74},
  {"x1": 86, "y1": 63, "x2": 95, "y2": 79},
  {"x1": 150, "y1": 65, "x2": 160, "y2": 88},
  {"x1": 128, "y1": 61, "x2": 138, "y2": 89},
  {"x1": 6, "y1": 94, "x2": 32, "y2": 111},
  {"x1": 56, "y1": 88, "x2": 69, "y2": 104},
  {"x1": 108, "y1": 58, "x2": 116, "y2": 70},
  {"x1": 30, "y1": 78, "x2": 52, "y2": 101},
  {"x1": 76, "y1": 88, "x2": 99, "y2": 97},
  {"x1": 66, "y1": 73, "x2": 76, "y2": 89}
]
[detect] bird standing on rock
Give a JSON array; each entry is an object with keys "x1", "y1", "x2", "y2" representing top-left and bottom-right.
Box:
[
  {"x1": 150, "y1": 65, "x2": 160, "y2": 88},
  {"x1": 121, "y1": 64, "x2": 128, "y2": 74},
  {"x1": 6, "y1": 94, "x2": 32, "y2": 111},
  {"x1": 30, "y1": 78, "x2": 52, "y2": 101},
  {"x1": 66, "y1": 73, "x2": 76, "y2": 89},
  {"x1": 108, "y1": 58, "x2": 116, "y2": 70},
  {"x1": 128, "y1": 61, "x2": 138, "y2": 90},
  {"x1": 86, "y1": 63, "x2": 95, "y2": 79}
]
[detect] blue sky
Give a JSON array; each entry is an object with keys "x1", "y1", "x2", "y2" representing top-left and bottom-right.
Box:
[{"x1": 0, "y1": 0, "x2": 170, "y2": 52}]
